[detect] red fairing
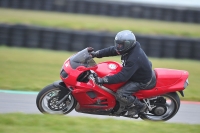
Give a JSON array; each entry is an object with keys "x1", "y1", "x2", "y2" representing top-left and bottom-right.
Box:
[
  {"x1": 71, "y1": 81, "x2": 116, "y2": 110},
  {"x1": 60, "y1": 60, "x2": 116, "y2": 110},
  {"x1": 61, "y1": 60, "x2": 82, "y2": 86},
  {"x1": 135, "y1": 68, "x2": 189, "y2": 99},
  {"x1": 60, "y1": 54, "x2": 189, "y2": 111}
]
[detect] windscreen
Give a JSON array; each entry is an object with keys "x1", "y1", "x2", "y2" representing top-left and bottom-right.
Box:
[{"x1": 69, "y1": 48, "x2": 97, "y2": 69}]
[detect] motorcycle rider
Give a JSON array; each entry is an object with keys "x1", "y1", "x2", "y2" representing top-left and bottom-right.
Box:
[{"x1": 90, "y1": 30, "x2": 156, "y2": 116}]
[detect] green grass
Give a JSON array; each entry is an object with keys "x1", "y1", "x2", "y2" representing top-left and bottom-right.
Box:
[
  {"x1": 0, "y1": 46, "x2": 199, "y2": 101},
  {"x1": 0, "y1": 113, "x2": 199, "y2": 133},
  {"x1": 0, "y1": 8, "x2": 200, "y2": 38}
]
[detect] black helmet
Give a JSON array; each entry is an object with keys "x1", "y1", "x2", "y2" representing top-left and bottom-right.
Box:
[{"x1": 114, "y1": 30, "x2": 136, "y2": 54}]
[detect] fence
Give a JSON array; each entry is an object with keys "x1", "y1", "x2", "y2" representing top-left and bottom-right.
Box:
[
  {"x1": 0, "y1": 23, "x2": 200, "y2": 60},
  {"x1": 0, "y1": 0, "x2": 200, "y2": 23}
]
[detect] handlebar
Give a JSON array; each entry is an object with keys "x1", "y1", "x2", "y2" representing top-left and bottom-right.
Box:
[{"x1": 92, "y1": 72, "x2": 98, "y2": 79}]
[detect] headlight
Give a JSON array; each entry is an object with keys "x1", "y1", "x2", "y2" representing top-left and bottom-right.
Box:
[{"x1": 60, "y1": 69, "x2": 68, "y2": 79}]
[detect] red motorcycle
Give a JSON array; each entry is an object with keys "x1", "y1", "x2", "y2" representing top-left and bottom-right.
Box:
[{"x1": 36, "y1": 48, "x2": 189, "y2": 121}]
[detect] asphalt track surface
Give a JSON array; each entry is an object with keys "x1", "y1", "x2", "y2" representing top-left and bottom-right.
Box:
[{"x1": 0, "y1": 90, "x2": 200, "y2": 124}]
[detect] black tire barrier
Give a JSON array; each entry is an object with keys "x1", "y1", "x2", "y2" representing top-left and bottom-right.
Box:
[
  {"x1": 10, "y1": 0, "x2": 21, "y2": 9},
  {"x1": 1, "y1": 0, "x2": 200, "y2": 23},
  {"x1": 162, "y1": 37, "x2": 178, "y2": 58},
  {"x1": 176, "y1": 39, "x2": 192, "y2": 59},
  {"x1": 40, "y1": 27, "x2": 57, "y2": 49},
  {"x1": 54, "y1": 29, "x2": 73, "y2": 51},
  {"x1": 86, "y1": 31, "x2": 103, "y2": 50},
  {"x1": 193, "y1": 40, "x2": 200, "y2": 60},
  {"x1": 32, "y1": 0, "x2": 44, "y2": 10},
  {"x1": 101, "y1": 32, "x2": 115, "y2": 48},
  {"x1": 25, "y1": 26, "x2": 41, "y2": 48},
  {"x1": 43, "y1": 0, "x2": 54, "y2": 11},
  {"x1": 0, "y1": 24, "x2": 10, "y2": 45},
  {"x1": 70, "y1": 31, "x2": 89, "y2": 51},
  {"x1": 8, "y1": 24, "x2": 27, "y2": 47},
  {"x1": 147, "y1": 36, "x2": 163, "y2": 58},
  {"x1": 0, "y1": 23, "x2": 200, "y2": 60}
]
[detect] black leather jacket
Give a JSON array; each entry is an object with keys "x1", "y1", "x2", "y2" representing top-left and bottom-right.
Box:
[{"x1": 96, "y1": 41, "x2": 152, "y2": 84}]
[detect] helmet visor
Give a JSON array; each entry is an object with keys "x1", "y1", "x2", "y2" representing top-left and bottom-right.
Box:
[{"x1": 114, "y1": 40, "x2": 125, "y2": 52}]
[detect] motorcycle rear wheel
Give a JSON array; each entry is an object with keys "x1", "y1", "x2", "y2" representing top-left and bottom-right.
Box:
[
  {"x1": 36, "y1": 84, "x2": 77, "y2": 115},
  {"x1": 140, "y1": 92, "x2": 180, "y2": 121}
]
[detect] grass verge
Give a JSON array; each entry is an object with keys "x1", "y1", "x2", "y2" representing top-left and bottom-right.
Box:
[
  {"x1": 0, "y1": 8, "x2": 200, "y2": 38},
  {"x1": 0, "y1": 46, "x2": 199, "y2": 101},
  {"x1": 0, "y1": 113, "x2": 199, "y2": 133}
]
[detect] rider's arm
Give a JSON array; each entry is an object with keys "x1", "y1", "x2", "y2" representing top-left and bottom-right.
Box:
[
  {"x1": 104, "y1": 60, "x2": 139, "y2": 84},
  {"x1": 95, "y1": 46, "x2": 119, "y2": 58}
]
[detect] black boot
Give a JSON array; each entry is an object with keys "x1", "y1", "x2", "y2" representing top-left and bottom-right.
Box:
[{"x1": 127, "y1": 98, "x2": 147, "y2": 116}]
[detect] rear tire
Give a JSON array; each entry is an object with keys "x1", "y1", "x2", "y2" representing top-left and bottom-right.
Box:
[
  {"x1": 36, "y1": 84, "x2": 77, "y2": 115},
  {"x1": 140, "y1": 92, "x2": 180, "y2": 121}
]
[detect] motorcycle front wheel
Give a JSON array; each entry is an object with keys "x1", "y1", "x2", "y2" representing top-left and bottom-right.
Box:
[
  {"x1": 140, "y1": 92, "x2": 180, "y2": 121},
  {"x1": 36, "y1": 84, "x2": 77, "y2": 115}
]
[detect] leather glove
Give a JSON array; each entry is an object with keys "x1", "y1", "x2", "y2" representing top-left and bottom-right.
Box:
[
  {"x1": 95, "y1": 77, "x2": 108, "y2": 85},
  {"x1": 90, "y1": 51, "x2": 99, "y2": 58},
  {"x1": 87, "y1": 47, "x2": 94, "y2": 52}
]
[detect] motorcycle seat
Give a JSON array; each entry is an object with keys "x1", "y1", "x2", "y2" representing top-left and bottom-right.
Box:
[{"x1": 143, "y1": 70, "x2": 157, "y2": 90}]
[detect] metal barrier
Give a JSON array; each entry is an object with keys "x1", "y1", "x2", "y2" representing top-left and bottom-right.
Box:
[
  {"x1": 0, "y1": 23, "x2": 200, "y2": 60},
  {"x1": 0, "y1": 0, "x2": 200, "y2": 23}
]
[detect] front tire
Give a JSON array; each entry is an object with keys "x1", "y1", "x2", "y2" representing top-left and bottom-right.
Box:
[
  {"x1": 140, "y1": 92, "x2": 180, "y2": 121},
  {"x1": 36, "y1": 84, "x2": 77, "y2": 115}
]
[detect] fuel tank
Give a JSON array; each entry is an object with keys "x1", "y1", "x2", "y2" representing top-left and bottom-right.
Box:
[{"x1": 95, "y1": 61, "x2": 126, "y2": 92}]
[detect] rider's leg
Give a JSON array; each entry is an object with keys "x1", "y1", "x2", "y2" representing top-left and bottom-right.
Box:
[{"x1": 116, "y1": 82, "x2": 147, "y2": 116}]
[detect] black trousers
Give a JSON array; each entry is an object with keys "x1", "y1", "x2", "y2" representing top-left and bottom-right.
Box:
[{"x1": 116, "y1": 71, "x2": 156, "y2": 106}]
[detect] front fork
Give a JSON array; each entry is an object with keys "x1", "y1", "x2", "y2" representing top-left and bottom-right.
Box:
[{"x1": 53, "y1": 80, "x2": 73, "y2": 106}]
